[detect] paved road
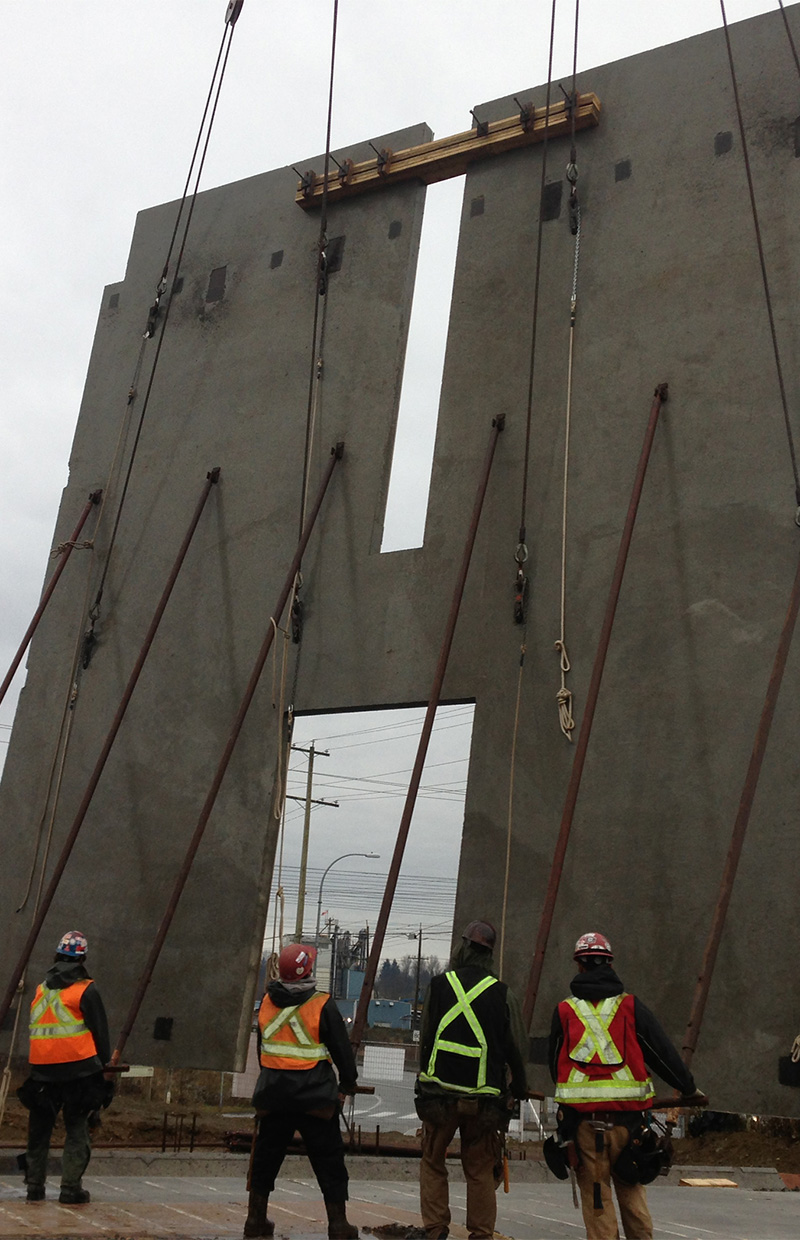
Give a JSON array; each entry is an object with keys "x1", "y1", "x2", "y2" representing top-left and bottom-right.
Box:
[
  {"x1": 349, "y1": 1070, "x2": 419, "y2": 1135},
  {"x1": 1, "y1": 1173, "x2": 799, "y2": 1238}
]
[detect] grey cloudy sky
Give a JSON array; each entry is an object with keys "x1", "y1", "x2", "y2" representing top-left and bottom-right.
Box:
[{"x1": 0, "y1": 1, "x2": 780, "y2": 957}]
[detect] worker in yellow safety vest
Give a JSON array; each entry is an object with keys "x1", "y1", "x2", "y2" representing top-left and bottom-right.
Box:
[
  {"x1": 415, "y1": 920, "x2": 528, "y2": 1240},
  {"x1": 244, "y1": 943, "x2": 359, "y2": 1240},
  {"x1": 19, "y1": 931, "x2": 112, "y2": 1205},
  {"x1": 548, "y1": 932, "x2": 703, "y2": 1240}
]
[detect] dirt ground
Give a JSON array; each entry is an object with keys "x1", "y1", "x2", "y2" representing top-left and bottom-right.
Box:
[
  {"x1": 3, "y1": 1097, "x2": 800, "y2": 1172},
  {"x1": 0, "y1": 1094, "x2": 255, "y2": 1150}
]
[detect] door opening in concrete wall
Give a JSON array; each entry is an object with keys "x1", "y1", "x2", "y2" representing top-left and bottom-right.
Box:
[
  {"x1": 381, "y1": 177, "x2": 464, "y2": 552},
  {"x1": 263, "y1": 702, "x2": 475, "y2": 1011}
]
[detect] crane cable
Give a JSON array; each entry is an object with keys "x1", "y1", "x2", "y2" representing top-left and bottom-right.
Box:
[
  {"x1": 719, "y1": 0, "x2": 800, "y2": 521},
  {"x1": 499, "y1": 0, "x2": 561, "y2": 974},
  {"x1": 554, "y1": 0, "x2": 581, "y2": 743},
  {"x1": 516, "y1": 0, "x2": 559, "y2": 569},
  {"x1": 777, "y1": 0, "x2": 800, "y2": 78},
  {"x1": 288, "y1": 0, "x2": 340, "y2": 714},
  {"x1": 0, "y1": 3, "x2": 246, "y2": 1126},
  {"x1": 82, "y1": 1, "x2": 244, "y2": 668}
]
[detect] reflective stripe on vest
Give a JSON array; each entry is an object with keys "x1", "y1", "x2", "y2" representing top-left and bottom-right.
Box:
[
  {"x1": 258, "y1": 991, "x2": 329, "y2": 1070},
  {"x1": 419, "y1": 971, "x2": 501, "y2": 1096},
  {"x1": 566, "y1": 995, "x2": 625, "y2": 1065},
  {"x1": 29, "y1": 980, "x2": 98, "y2": 1065},
  {"x1": 554, "y1": 995, "x2": 654, "y2": 1105}
]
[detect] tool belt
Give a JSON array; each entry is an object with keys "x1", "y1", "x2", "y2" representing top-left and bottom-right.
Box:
[
  {"x1": 415, "y1": 1089, "x2": 510, "y2": 1130},
  {"x1": 613, "y1": 1114, "x2": 674, "y2": 1186}
]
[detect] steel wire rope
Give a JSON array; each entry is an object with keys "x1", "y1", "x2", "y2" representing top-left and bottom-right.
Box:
[
  {"x1": 554, "y1": 3, "x2": 581, "y2": 743},
  {"x1": 85, "y1": 7, "x2": 242, "y2": 650},
  {"x1": 298, "y1": 0, "x2": 340, "y2": 540},
  {"x1": 500, "y1": 0, "x2": 564, "y2": 974},
  {"x1": 719, "y1": 0, "x2": 800, "y2": 518},
  {"x1": 517, "y1": 0, "x2": 558, "y2": 551},
  {"x1": 286, "y1": 0, "x2": 340, "y2": 721},
  {"x1": 777, "y1": 0, "x2": 800, "y2": 78},
  {"x1": 0, "y1": 15, "x2": 243, "y2": 1100}
]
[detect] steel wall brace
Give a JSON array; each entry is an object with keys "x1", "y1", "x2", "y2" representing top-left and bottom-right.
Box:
[
  {"x1": 111, "y1": 443, "x2": 344, "y2": 1063},
  {"x1": 351, "y1": 417, "x2": 505, "y2": 1050},
  {"x1": 0, "y1": 469, "x2": 221, "y2": 1034},
  {"x1": 0, "y1": 490, "x2": 102, "y2": 709},
  {"x1": 682, "y1": 543, "x2": 800, "y2": 1066},
  {"x1": 522, "y1": 384, "x2": 668, "y2": 1030}
]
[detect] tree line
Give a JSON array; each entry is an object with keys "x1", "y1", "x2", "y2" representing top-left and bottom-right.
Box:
[{"x1": 377, "y1": 955, "x2": 443, "y2": 1001}]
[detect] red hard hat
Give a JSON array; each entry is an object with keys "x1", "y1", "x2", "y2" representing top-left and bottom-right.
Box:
[
  {"x1": 278, "y1": 944, "x2": 317, "y2": 981},
  {"x1": 573, "y1": 931, "x2": 613, "y2": 961},
  {"x1": 462, "y1": 920, "x2": 497, "y2": 950}
]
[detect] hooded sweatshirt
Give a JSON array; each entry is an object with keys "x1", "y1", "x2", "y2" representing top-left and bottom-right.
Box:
[
  {"x1": 417, "y1": 941, "x2": 528, "y2": 1100},
  {"x1": 29, "y1": 958, "x2": 110, "y2": 1082},
  {"x1": 547, "y1": 963, "x2": 696, "y2": 1100},
  {"x1": 253, "y1": 980, "x2": 357, "y2": 1113}
]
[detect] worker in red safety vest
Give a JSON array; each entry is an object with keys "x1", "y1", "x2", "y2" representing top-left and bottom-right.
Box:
[
  {"x1": 19, "y1": 931, "x2": 112, "y2": 1205},
  {"x1": 547, "y1": 932, "x2": 702, "y2": 1240},
  {"x1": 244, "y1": 943, "x2": 359, "y2": 1240}
]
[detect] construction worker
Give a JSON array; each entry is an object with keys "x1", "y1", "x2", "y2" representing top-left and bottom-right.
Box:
[
  {"x1": 245, "y1": 943, "x2": 359, "y2": 1240},
  {"x1": 548, "y1": 931, "x2": 701, "y2": 1240},
  {"x1": 19, "y1": 930, "x2": 112, "y2": 1204},
  {"x1": 415, "y1": 919, "x2": 528, "y2": 1240}
]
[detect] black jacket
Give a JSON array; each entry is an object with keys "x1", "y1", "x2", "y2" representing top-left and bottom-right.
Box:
[
  {"x1": 29, "y1": 959, "x2": 110, "y2": 1082},
  {"x1": 253, "y1": 981, "x2": 357, "y2": 1113},
  {"x1": 547, "y1": 964, "x2": 696, "y2": 1098},
  {"x1": 417, "y1": 943, "x2": 528, "y2": 1100}
]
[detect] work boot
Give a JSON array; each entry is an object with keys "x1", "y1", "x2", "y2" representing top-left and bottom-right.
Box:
[
  {"x1": 59, "y1": 1187, "x2": 90, "y2": 1204},
  {"x1": 325, "y1": 1198, "x2": 358, "y2": 1238},
  {"x1": 243, "y1": 1190, "x2": 274, "y2": 1238},
  {"x1": 25, "y1": 1186, "x2": 45, "y2": 1202}
]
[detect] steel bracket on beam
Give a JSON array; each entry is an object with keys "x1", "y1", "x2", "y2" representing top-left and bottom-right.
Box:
[{"x1": 295, "y1": 93, "x2": 602, "y2": 209}]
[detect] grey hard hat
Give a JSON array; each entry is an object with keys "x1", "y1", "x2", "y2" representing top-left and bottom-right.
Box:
[{"x1": 462, "y1": 920, "x2": 497, "y2": 950}]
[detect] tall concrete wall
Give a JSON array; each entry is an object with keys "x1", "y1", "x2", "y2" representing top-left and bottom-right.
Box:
[{"x1": 2, "y1": 8, "x2": 800, "y2": 1113}]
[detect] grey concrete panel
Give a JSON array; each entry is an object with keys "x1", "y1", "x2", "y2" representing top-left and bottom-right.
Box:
[
  {"x1": 3, "y1": 5, "x2": 800, "y2": 1118},
  {"x1": 0, "y1": 124, "x2": 431, "y2": 1070}
]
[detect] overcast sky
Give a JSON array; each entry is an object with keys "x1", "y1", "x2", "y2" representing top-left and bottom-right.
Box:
[{"x1": 0, "y1": 1, "x2": 782, "y2": 957}]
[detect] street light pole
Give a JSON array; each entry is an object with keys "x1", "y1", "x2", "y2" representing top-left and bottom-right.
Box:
[{"x1": 315, "y1": 852, "x2": 380, "y2": 948}]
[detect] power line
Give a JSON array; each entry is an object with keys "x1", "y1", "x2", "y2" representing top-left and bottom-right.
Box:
[{"x1": 303, "y1": 705, "x2": 474, "y2": 745}]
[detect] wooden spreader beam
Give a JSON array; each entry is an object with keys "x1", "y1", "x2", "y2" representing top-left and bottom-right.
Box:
[{"x1": 295, "y1": 93, "x2": 601, "y2": 208}]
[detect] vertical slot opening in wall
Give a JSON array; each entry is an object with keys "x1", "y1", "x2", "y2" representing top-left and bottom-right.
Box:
[{"x1": 381, "y1": 177, "x2": 464, "y2": 552}]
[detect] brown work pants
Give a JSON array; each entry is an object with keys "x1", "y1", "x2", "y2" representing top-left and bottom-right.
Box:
[
  {"x1": 420, "y1": 1103, "x2": 502, "y2": 1239},
  {"x1": 575, "y1": 1121, "x2": 653, "y2": 1239}
]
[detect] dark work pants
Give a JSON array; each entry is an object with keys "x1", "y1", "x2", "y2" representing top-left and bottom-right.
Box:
[
  {"x1": 25, "y1": 1080, "x2": 93, "y2": 1191},
  {"x1": 251, "y1": 1110, "x2": 349, "y2": 1203}
]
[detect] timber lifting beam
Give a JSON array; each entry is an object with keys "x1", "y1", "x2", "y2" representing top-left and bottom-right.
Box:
[{"x1": 295, "y1": 93, "x2": 601, "y2": 209}]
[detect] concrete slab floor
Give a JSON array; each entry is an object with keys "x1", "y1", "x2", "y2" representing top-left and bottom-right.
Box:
[{"x1": 0, "y1": 1176, "x2": 799, "y2": 1239}]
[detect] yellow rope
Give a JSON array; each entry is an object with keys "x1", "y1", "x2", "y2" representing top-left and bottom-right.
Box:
[
  {"x1": 554, "y1": 292, "x2": 577, "y2": 742},
  {"x1": 50, "y1": 539, "x2": 93, "y2": 557}
]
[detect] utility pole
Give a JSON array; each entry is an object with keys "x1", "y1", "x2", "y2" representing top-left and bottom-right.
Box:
[
  {"x1": 411, "y1": 923, "x2": 423, "y2": 1033},
  {"x1": 290, "y1": 741, "x2": 336, "y2": 939}
]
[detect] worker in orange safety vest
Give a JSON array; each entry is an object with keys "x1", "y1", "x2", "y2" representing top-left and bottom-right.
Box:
[
  {"x1": 19, "y1": 930, "x2": 112, "y2": 1206},
  {"x1": 547, "y1": 932, "x2": 702, "y2": 1240},
  {"x1": 244, "y1": 943, "x2": 359, "y2": 1240}
]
